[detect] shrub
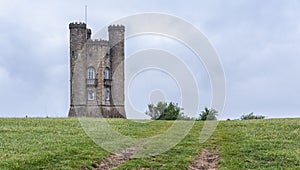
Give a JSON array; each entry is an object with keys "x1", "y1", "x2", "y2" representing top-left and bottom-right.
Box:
[
  {"x1": 145, "y1": 101, "x2": 192, "y2": 120},
  {"x1": 240, "y1": 112, "x2": 265, "y2": 120},
  {"x1": 198, "y1": 107, "x2": 218, "y2": 121}
]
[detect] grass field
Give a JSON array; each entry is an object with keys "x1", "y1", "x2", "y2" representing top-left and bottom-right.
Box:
[{"x1": 0, "y1": 118, "x2": 299, "y2": 169}]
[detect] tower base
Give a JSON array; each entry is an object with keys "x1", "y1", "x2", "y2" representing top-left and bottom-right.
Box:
[{"x1": 68, "y1": 105, "x2": 126, "y2": 118}]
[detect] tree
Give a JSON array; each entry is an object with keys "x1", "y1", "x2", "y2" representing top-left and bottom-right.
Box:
[
  {"x1": 159, "y1": 102, "x2": 181, "y2": 120},
  {"x1": 240, "y1": 112, "x2": 265, "y2": 120},
  {"x1": 198, "y1": 107, "x2": 218, "y2": 121},
  {"x1": 145, "y1": 101, "x2": 192, "y2": 120},
  {"x1": 145, "y1": 101, "x2": 167, "y2": 120}
]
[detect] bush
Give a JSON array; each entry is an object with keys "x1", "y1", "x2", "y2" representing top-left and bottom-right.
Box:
[
  {"x1": 145, "y1": 101, "x2": 192, "y2": 120},
  {"x1": 240, "y1": 112, "x2": 265, "y2": 120},
  {"x1": 198, "y1": 107, "x2": 218, "y2": 121},
  {"x1": 145, "y1": 101, "x2": 167, "y2": 120}
]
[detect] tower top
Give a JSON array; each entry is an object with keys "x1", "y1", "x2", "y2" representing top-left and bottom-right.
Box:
[
  {"x1": 108, "y1": 24, "x2": 125, "y2": 32},
  {"x1": 69, "y1": 22, "x2": 86, "y2": 29}
]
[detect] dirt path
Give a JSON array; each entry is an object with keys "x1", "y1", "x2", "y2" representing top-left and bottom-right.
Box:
[
  {"x1": 189, "y1": 148, "x2": 220, "y2": 170},
  {"x1": 93, "y1": 147, "x2": 138, "y2": 170},
  {"x1": 92, "y1": 147, "x2": 219, "y2": 170}
]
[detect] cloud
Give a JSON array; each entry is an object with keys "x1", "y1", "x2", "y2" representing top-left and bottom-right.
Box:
[{"x1": 0, "y1": 0, "x2": 299, "y2": 118}]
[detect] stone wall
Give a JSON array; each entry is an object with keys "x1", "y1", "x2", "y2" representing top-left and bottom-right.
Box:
[{"x1": 68, "y1": 22, "x2": 126, "y2": 118}]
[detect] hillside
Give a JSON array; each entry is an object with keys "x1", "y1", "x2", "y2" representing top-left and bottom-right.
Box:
[{"x1": 0, "y1": 118, "x2": 299, "y2": 169}]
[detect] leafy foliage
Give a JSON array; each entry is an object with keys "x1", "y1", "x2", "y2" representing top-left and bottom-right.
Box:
[
  {"x1": 198, "y1": 107, "x2": 218, "y2": 120},
  {"x1": 240, "y1": 112, "x2": 265, "y2": 120},
  {"x1": 145, "y1": 101, "x2": 167, "y2": 120},
  {"x1": 146, "y1": 101, "x2": 192, "y2": 120},
  {"x1": 158, "y1": 102, "x2": 181, "y2": 120}
]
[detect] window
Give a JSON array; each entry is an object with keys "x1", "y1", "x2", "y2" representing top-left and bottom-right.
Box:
[
  {"x1": 105, "y1": 88, "x2": 110, "y2": 101},
  {"x1": 104, "y1": 68, "x2": 110, "y2": 79},
  {"x1": 87, "y1": 67, "x2": 95, "y2": 79},
  {"x1": 88, "y1": 90, "x2": 94, "y2": 100}
]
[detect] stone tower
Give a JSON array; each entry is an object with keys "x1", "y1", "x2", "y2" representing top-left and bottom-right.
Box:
[
  {"x1": 68, "y1": 22, "x2": 126, "y2": 118},
  {"x1": 109, "y1": 25, "x2": 125, "y2": 117}
]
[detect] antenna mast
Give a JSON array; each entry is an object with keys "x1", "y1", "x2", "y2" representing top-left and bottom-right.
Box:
[{"x1": 85, "y1": 5, "x2": 88, "y2": 25}]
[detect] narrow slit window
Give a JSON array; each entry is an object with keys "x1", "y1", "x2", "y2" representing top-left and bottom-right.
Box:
[
  {"x1": 104, "y1": 68, "x2": 109, "y2": 79},
  {"x1": 88, "y1": 90, "x2": 94, "y2": 100},
  {"x1": 105, "y1": 88, "x2": 110, "y2": 101}
]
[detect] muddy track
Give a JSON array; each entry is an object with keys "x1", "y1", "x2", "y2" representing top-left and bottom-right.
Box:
[
  {"x1": 92, "y1": 147, "x2": 219, "y2": 170},
  {"x1": 189, "y1": 148, "x2": 220, "y2": 170},
  {"x1": 93, "y1": 147, "x2": 138, "y2": 170}
]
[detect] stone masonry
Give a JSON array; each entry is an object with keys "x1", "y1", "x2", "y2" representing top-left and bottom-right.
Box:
[{"x1": 68, "y1": 22, "x2": 126, "y2": 118}]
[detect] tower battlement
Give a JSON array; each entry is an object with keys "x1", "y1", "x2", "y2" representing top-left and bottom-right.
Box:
[
  {"x1": 69, "y1": 22, "x2": 87, "y2": 29},
  {"x1": 108, "y1": 24, "x2": 125, "y2": 32},
  {"x1": 86, "y1": 39, "x2": 109, "y2": 46}
]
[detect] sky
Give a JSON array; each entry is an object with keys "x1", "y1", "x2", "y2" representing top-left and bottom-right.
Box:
[{"x1": 0, "y1": 0, "x2": 299, "y2": 119}]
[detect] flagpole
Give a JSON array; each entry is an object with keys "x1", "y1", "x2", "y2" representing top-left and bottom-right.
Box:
[{"x1": 85, "y1": 5, "x2": 87, "y2": 25}]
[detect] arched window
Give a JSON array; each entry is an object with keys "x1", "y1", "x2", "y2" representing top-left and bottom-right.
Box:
[
  {"x1": 88, "y1": 90, "x2": 94, "y2": 100},
  {"x1": 87, "y1": 67, "x2": 95, "y2": 79},
  {"x1": 105, "y1": 88, "x2": 110, "y2": 101},
  {"x1": 104, "y1": 67, "x2": 110, "y2": 79}
]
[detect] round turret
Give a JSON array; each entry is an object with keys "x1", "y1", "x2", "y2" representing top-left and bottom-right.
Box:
[
  {"x1": 69, "y1": 22, "x2": 88, "y2": 110},
  {"x1": 108, "y1": 24, "x2": 125, "y2": 117}
]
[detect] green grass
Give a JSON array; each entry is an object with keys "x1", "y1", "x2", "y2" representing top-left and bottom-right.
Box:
[
  {"x1": 116, "y1": 121, "x2": 204, "y2": 170},
  {"x1": 0, "y1": 118, "x2": 300, "y2": 169},
  {"x1": 0, "y1": 118, "x2": 109, "y2": 170},
  {"x1": 107, "y1": 119, "x2": 174, "y2": 138},
  {"x1": 216, "y1": 119, "x2": 300, "y2": 169}
]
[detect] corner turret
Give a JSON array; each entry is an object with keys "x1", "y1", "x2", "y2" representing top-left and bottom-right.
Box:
[{"x1": 108, "y1": 24, "x2": 125, "y2": 117}]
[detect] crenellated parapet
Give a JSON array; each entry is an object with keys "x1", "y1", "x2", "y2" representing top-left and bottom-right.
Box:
[
  {"x1": 86, "y1": 39, "x2": 109, "y2": 46},
  {"x1": 108, "y1": 24, "x2": 125, "y2": 32},
  {"x1": 69, "y1": 22, "x2": 87, "y2": 29}
]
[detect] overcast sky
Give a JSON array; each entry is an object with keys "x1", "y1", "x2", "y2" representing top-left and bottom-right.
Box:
[{"x1": 0, "y1": 0, "x2": 299, "y2": 119}]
